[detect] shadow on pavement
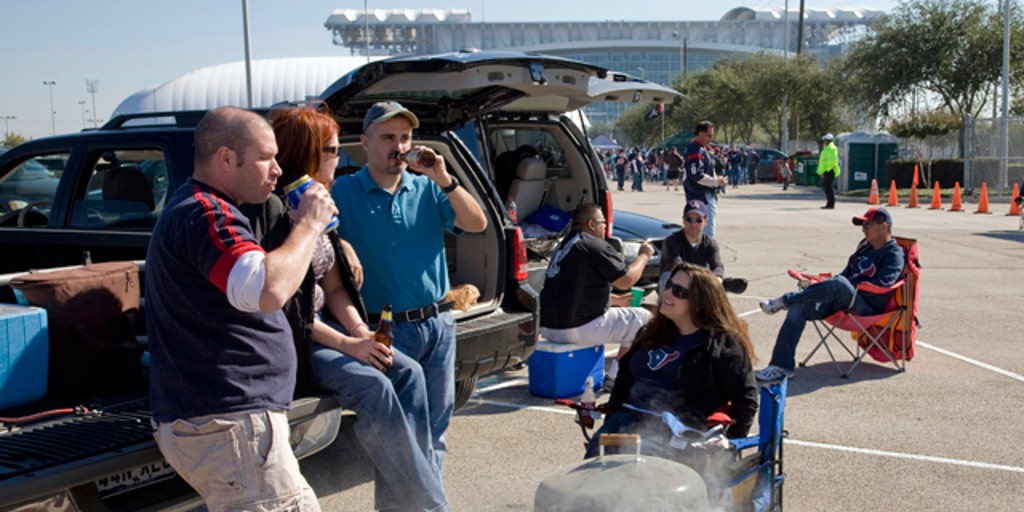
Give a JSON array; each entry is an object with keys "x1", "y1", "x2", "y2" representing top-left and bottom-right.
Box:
[
  {"x1": 976, "y1": 230, "x2": 1024, "y2": 243},
  {"x1": 786, "y1": 360, "x2": 902, "y2": 397}
]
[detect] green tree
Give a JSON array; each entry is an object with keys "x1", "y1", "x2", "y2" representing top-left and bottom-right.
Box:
[
  {"x1": 844, "y1": 0, "x2": 1024, "y2": 120},
  {"x1": 615, "y1": 102, "x2": 667, "y2": 147},
  {"x1": 2, "y1": 132, "x2": 26, "y2": 148},
  {"x1": 667, "y1": 53, "x2": 849, "y2": 149}
]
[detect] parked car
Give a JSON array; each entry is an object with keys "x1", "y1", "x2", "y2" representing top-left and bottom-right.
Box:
[
  {"x1": 612, "y1": 210, "x2": 681, "y2": 290},
  {"x1": 753, "y1": 147, "x2": 788, "y2": 183},
  {"x1": 0, "y1": 158, "x2": 61, "y2": 216}
]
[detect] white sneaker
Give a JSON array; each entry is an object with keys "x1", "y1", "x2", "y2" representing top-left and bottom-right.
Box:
[
  {"x1": 755, "y1": 365, "x2": 793, "y2": 382},
  {"x1": 760, "y1": 297, "x2": 787, "y2": 315}
]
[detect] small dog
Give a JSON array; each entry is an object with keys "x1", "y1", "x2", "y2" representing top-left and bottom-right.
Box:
[{"x1": 446, "y1": 283, "x2": 481, "y2": 312}]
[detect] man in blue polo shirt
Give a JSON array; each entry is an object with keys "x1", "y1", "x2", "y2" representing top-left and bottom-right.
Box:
[{"x1": 331, "y1": 102, "x2": 488, "y2": 474}]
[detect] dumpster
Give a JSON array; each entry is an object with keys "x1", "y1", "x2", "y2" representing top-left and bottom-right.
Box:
[{"x1": 794, "y1": 155, "x2": 820, "y2": 186}]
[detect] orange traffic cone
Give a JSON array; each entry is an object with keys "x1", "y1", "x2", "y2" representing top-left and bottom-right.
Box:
[
  {"x1": 950, "y1": 182, "x2": 964, "y2": 212},
  {"x1": 907, "y1": 183, "x2": 920, "y2": 208},
  {"x1": 975, "y1": 182, "x2": 991, "y2": 214},
  {"x1": 867, "y1": 179, "x2": 880, "y2": 205},
  {"x1": 1008, "y1": 183, "x2": 1021, "y2": 216},
  {"x1": 928, "y1": 181, "x2": 942, "y2": 210},
  {"x1": 887, "y1": 180, "x2": 899, "y2": 207}
]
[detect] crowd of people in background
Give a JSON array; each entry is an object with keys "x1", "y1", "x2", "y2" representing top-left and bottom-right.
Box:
[{"x1": 600, "y1": 144, "x2": 762, "y2": 192}]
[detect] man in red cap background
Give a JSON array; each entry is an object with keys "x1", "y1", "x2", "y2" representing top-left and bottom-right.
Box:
[{"x1": 755, "y1": 207, "x2": 904, "y2": 381}]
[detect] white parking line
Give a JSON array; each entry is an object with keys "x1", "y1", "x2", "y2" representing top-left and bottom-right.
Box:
[
  {"x1": 788, "y1": 439, "x2": 1024, "y2": 474},
  {"x1": 917, "y1": 340, "x2": 1024, "y2": 384}
]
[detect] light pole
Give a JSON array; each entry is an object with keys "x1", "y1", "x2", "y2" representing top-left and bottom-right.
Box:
[
  {"x1": 86, "y1": 80, "x2": 99, "y2": 128},
  {"x1": 2, "y1": 116, "x2": 14, "y2": 140},
  {"x1": 241, "y1": 0, "x2": 254, "y2": 108},
  {"x1": 671, "y1": 31, "x2": 687, "y2": 86},
  {"x1": 78, "y1": 100, "x2": 87, "y2": 129},
  {"x1": 43, "y1": 81, "x2": 56, "y2": 135}
]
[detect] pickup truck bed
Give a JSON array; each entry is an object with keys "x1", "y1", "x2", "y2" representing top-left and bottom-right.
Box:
[{"x1": 0, "y1": 392, "x2": 342, "y2": 510}]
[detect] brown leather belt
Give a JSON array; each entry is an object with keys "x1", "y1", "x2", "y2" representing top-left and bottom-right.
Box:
[{"x1": 369, "y1": 300, "x2": 454, "y2": 324}]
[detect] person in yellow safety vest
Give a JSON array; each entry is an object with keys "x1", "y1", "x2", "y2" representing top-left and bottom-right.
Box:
[{"x1": 818, "y1": 133, "x2": 840, "y2": 209}]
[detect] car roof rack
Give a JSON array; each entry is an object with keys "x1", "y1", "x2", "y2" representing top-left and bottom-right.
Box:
[{"x1": 100, "y1": 111, "x2": 210, "y2": 130}]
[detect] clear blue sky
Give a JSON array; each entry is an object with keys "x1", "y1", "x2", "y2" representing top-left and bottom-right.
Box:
[{"x1": 0, "y1": 0, "x2": 898, "y2": 140}]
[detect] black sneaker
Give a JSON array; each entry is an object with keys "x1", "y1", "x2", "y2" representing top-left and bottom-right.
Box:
[{"x1": 722, "y1": 277, "x2": 748, "y2": 294}]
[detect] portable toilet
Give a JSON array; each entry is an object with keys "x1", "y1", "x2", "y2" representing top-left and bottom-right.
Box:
[{"x1": 835, "y1": 132, "x2": 899, "y2": 192}]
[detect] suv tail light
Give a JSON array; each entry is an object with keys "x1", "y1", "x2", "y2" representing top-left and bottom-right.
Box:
[
  {"x1": 604, "y1": 190, "x2": 614, "y2": 237},
  {"x1": 512, "y1": 227, "x2": 529, "y2": 281}
]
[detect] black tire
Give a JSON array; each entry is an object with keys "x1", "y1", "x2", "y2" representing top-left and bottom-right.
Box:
[{"x1": 454, "y1": 376, "x2": 477, "y2": 410}]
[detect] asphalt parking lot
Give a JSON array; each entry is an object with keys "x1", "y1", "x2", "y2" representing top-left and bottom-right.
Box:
[{"x1": 304, "y1": 182, "x2": 1024, "y2": 511}]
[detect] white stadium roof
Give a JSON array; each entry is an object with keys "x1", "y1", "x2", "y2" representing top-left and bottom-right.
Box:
[{"x1": 112, "y1": 56, "x2": 375, "y2": 116}]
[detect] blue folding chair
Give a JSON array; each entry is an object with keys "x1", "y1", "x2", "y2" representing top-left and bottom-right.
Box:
[{"x1": 725, "y1": 378, "x2": 788, "y2": 512}]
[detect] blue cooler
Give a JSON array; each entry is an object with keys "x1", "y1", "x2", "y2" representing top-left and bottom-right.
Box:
[
  {"x1": 528, "y1": 341, "x2": 604, "y2": 398},
  {"x1": 0, "y1": 304, "x2": 49, "y2": 409}
]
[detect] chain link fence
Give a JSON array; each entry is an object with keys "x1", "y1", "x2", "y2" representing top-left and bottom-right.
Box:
[{"x1": 962, "y1": 116, "x2": 1024, "y2": 196}]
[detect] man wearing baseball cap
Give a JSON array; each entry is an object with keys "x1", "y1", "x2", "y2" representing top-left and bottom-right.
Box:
[
  {"x1": 331, "y1": 100, "x2": 488, "y2": 479},
  {"x1": 755, "y1": 207, "x2": 904, "y2": 381},
  {"x1": 659, "y1": 199, "x2": 747, "y2": 294},
  {"x1": 818, "y1": 133, "x2": 841, "y2": 209}
]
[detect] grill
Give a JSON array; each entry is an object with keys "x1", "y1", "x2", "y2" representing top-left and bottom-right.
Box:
[{"x1": 0, "y1": 398, "x2": 153, "y2": 481}]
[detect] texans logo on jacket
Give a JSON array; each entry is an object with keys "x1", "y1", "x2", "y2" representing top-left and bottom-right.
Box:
[
  {"x1": 852, "y1": 256, "x2": 877, "y2": 280},
  {"x1": 647, "y1": 348, "x2": 681, "y2": 372}
]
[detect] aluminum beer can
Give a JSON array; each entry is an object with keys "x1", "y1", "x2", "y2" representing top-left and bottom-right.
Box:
[{"x1": 283, "y1": 175, "x2": 339, "y2": 233}]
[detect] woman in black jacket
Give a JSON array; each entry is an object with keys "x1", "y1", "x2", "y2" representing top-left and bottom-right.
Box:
[{"x1": 585, "y1": 262, "x2": 758, "y2": 458}]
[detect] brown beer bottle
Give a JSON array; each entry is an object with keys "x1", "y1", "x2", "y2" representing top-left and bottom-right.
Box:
[
  {"x1": 373, "y1": 304, "x2": 394, "y2": 348},
  {"x1": 400, "y1": 149, "x2": 436, "y2": 168}
]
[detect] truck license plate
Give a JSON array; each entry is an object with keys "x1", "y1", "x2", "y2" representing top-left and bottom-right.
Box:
[{"x1": 95, "y1": 460, "x2": 178, "y2": 498}]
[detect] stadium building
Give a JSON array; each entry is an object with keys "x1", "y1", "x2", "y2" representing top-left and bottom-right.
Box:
[{"x1": 323, "y1": 6, "x2": 884, "y2": 122}]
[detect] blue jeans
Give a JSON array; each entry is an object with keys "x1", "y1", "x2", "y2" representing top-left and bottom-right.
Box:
[
  {"x1": 768, "y1": 276, "x2": 874, "y2": 371},
  {"x1": 702, "y1": 192, "x2": 718, "y2": 238},
  {"x1": 632, "y1": 172, "x2": 644, "y2": 191},
  {"x1": 392, "y1": 311, "x2": 456, "y2": 474},
  {"x1": 311, "y1": 343, "x2": 448, "y2": 511}
]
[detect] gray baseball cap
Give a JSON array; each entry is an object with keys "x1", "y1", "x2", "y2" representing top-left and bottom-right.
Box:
[{"x1": 363, "y1": 101, "x2": 420, "y2": 132}]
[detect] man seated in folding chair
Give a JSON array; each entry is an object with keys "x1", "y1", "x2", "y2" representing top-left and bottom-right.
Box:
[{"x1": 755, "y1": 207, "x2": 905, "y2": 381}]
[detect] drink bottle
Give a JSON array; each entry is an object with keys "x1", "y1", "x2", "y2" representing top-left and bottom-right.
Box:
[
  {"x1": 373, "y1": 304, "x2": 394, "y2": 348},
  {"x1": 400, "y1": 149, "x2": 436, "y2": 168}
]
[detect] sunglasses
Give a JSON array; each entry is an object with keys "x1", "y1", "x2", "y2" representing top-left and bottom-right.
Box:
[
  {"x1": 684, "y1": 216, "x2": 704, "y2": 224},
  {"x1": 322, "y1": 145, "x2": 342, "y2": 156},
  {"x1": 665, "y1": 282, "x2": 689, "y2": 300}
]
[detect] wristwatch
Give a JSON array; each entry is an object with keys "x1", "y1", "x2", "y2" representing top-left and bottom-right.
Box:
[{"x1": 441, "y1": 175, "x2": 460, "y2": 193}]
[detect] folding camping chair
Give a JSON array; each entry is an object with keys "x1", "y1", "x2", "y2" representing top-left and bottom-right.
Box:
[
  {"x1": 792, "y1": 236, "x2": 920, "y2": 378},
  {"x1": 725, "y1": 378, "x2": 788, "y2": 512}
]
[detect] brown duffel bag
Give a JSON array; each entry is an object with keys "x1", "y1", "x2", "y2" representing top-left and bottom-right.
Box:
[{"x1": 10, "y1": 261, "x2": 144, "y2": 399}]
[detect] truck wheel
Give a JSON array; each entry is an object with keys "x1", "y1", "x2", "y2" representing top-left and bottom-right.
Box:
[{"x1": 454, "y1": 377, "x2": 477, "y2": 410}]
